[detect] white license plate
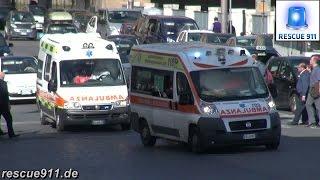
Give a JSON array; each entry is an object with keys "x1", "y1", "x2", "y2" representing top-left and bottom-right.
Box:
[
  {"x1": 21, "y1": 32, "x2": 27, "y2": 35},
  {"x1": 243, "y1": 133, "x2": 256, "y2": 140},
  {"x1": 21, "y1": 89, "x2": 31, "y2": 95},
  {"x1": 92, "y1": 120, "x2": 105, "y2": 125}
]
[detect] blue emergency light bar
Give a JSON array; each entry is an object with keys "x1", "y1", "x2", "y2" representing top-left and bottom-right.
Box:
[{"x1": 286, "y1": 6, "x2": 308, "y2": 30}]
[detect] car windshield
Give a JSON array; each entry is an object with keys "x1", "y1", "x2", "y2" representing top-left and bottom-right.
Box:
[
  {"x1": 163, "y1": 20, "x2": 198, "y2": 41},
  {"x1": 237, "y1": 38, "x2": 256, "y2": 46},
  {"x1": 47, "y1": 24, "x2": 78, "y2": 34},
  {"x1": 29, "y1": 6, "x2": 45, "y2": 16},
  {"x1": 1, "y1": 57, "x2": 37, "y2": 74},
  {"x1": 108, "y1": 10, "x2": 141, "y2": 23},
  {"x1": 74, "y1": 14, "x2": 91, "y2": 23},
  {"x1": 190, "y1": 67, "x2": 269, "y2": 102},
  {"x1": 60, "y1": 59, "x2": 125, "y2": 87},
  {"x1": 207, "y1": 34, "x2": 233, "y2": 44},
  {"x1": 12, "y1": 12, "x2": 34, "y2": 22}
]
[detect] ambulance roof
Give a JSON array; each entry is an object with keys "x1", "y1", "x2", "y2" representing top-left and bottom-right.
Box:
[
  {"x1": 130, "y1": 42, "x2": 254, "y2": 72},
  {"x1": 39, "y1": 33, "x2": 119, "y2": 61}
]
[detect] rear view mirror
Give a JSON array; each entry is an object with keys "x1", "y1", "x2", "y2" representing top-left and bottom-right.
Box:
[{"x1": 48, "y1": 79, "x2": 57, "y2": 92}]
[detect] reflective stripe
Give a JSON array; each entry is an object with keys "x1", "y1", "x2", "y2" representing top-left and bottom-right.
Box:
[{"x1": 41, "y1": 41, "x2": 58, "y2": 55}]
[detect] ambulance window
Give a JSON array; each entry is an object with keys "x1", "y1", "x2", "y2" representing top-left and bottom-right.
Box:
[
  {"x1": 37, "y1": 60, "x2": 43, "y2": 79},
  {"x1": 131, "y1": 67, "x2": 153, "y2": 95},
  {"x1": 51, "y1": 62, "x2": 57, "y2": 82},
  {"x1": 153, "y1": 70, "x2": 173, "y2": 99},
  {"x1": 176, "y1": 72, "x2": 193, "y2": 104},
  {"x1": 44, "y1": 54, "x2": 52, "y2": 81}
]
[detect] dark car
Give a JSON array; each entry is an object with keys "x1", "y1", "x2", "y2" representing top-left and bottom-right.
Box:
[
  {"x1": 227, "y1": 34, "x2": 280, "y2": 64},
  {"x1": 4, "y1": 11, "x2": 37, "y2": 40},
  {"x1": 266, "y1": 56, "x2": 310, "y2": 111},
  {"x1": 0, "y1": 33, "x2": 13, "y2": 56},
  {"x1": 107, "y1": 35, "x2": 139, "y2": 63},
  {"x1": 133, "y1": 15, "x2": 199, "y2": 44}
]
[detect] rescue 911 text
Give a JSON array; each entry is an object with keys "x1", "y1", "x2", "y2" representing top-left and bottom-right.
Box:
[
  {"x1": 277, "y1": 33, "x2": 318, "y2": 40},
  {"x1": 1, "y1": 168, "x2": 79, "y2": 179}
]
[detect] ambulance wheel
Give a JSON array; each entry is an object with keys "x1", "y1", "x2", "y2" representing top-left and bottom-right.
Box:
[
  {"x1": 265, "y1": 140, "x2": 280, "y2": 150},
  {"x1": 40, "y1": 109, "x2": 48, "y2": 125},
  {"x1": 121, "y1": 123, "x2": 131, "y2": 131},
  {"x1": 188, "y1": 127, "x2": 205, "y2": 154},
  {"x1": 56, "y1": 115, "x2": 65, "y2": 132},
  {"x1": 140, "y1": 121, "x2": 156, "y2": 147}
]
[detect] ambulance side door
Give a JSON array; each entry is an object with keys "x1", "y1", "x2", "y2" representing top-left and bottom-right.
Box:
[
  {"x1": 41, "y1": 55, "x2": 55, "y2": 118},
  {"x1": 151, "y1": 69, "x2": 177, "y2": 139}
]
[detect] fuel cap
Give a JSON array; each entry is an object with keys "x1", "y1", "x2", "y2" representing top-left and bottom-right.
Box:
[{"x1": 286, "y1": 6, "x2": 308, "y2": 30}]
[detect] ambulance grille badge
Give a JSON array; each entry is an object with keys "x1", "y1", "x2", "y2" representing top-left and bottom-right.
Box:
[{"x1": 245, "y1": 122, "x2": 252, "y2": 128}]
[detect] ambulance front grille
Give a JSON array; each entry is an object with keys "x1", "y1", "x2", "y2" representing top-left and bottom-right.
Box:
[{"x1": 229, "y1": 119, "x2": 267, "y2": 132}]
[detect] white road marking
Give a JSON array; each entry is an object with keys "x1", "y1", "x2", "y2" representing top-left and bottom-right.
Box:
[{"x1": 1, "y1": 121, "x2": 40, "y2": 125}]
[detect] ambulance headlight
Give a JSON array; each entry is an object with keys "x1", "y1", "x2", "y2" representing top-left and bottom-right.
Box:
[
  {"x1": 113, "y1": 98, "x2": 129, "y2": 107},
  {"x1": 199, "y1": 101, "x2": 219, "y2": 118},
  {"x1": 266, "y1": 96, "x2": 277, "y2": 112},
  {"x1": 64, "y1": 102, "x2": 82, "y2": 110}
]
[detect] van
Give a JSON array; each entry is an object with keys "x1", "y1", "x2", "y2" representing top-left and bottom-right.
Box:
[
  {"x1": 36, "y1": 33, "x2": 130, "y2": 131},
  {"x1": 0, "y1": 56, "x2": 37, "y2": 100},
  {"x1": 129, "y1": 42, "x2": 281, "y2": 153},
  {"x1": 133, "y1": 15, "x2": 199, "y2": 44}
]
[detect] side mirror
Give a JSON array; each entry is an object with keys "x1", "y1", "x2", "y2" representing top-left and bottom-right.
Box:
[
  {"x1": 48, "y1": 79, "x2": 57, "y2": 92},
  {"x1": 268, "y1": 84, "x2": 278, "y2": 98},
  {"x1": 8, "y1": 43, "x2": 13, "y2": 47},
  {"x1": 178, "y1": 93, "x2": 193, "y2": 105},
  {"x1": 240, "y1": 50, "x2": 246, "y2": 56}
]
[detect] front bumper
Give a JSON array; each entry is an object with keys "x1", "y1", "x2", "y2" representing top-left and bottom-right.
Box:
[
  {"x1": 10, "y1": 29, "x2": 37, "y2": 38},
  {"x1": 197, "y1": 113, "x2": 281, "y2": 148},
  {"x1": 57, "y1": 106, "x2": 130, "y2": 126},
  {"x1": 9, "y1": 93, "x2": 36, "y2": 100}
]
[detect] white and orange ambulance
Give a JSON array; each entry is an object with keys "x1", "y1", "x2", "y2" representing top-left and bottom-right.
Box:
[
  {"x1": 36, "y1": 33, "x2": 130, "y2": 132},
  {"x1": 129, "y1": 42, "x2": 281, "y2": 153}
]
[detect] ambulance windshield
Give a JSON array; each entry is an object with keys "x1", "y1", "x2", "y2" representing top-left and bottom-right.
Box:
[
  {"x1": 191, "y1": 67, "x2": 269, "y2": 102},
  {"x1": 59, "y1": 59, "x2": 125, "y2": 87}
]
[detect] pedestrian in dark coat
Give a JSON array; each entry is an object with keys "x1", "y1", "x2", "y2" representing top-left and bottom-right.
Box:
[{"x1": 0, "y1": 72, "x2": 18, "y2": 138}]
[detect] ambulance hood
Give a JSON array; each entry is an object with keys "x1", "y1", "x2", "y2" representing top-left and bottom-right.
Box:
[
  {"x1": 214, "y1": 99, "x2": 270, "y2": 118},
  {"x1": 57, "y1": 85, "x2": 128, "y2": 105},
  {"x1": 5, "y1": 74, "x2": 37, "y2": 94}
]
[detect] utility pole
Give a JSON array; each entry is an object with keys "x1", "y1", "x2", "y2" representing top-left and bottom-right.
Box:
[
  {"x1": 229, "y1": 0, "x2": 232, "y2": 34},
  {"x1": 128, "y1": 0, "x2": 134, "y2": 9},
  {"x1": 221, "y1": 0, "x2": 228, "y2": 33}
]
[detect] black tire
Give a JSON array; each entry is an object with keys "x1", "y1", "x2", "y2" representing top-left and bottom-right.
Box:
[
  {"x1": 140, "y1": 121, "x2": 156, "y2": 147},
  {"x1": 56, "y1": 115, "x2": 65, "y2": 132},
  {"x1": 39, "y1": 109, "x2": 48, "y2": 125},
  {"x1": 265, "y1": 140, "x2": 280, "y2": 150},
  {"x1": 289, "y1": 94, "x2": 298, "y2": 112},
  {"x1": 121, "y1": 123, "x2": 131, "y2": 131},
  {"x1": 188, "y1": 127, "x2": 205, "y2": 154}
]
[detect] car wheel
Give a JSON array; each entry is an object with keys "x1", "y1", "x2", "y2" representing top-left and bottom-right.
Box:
[
  {"x1": 140, "y1": 121, "x2": 156, "y2": 147},
  {"x1": 289, "y1": 94, "x2": 298, "y2": 112},
  {"x1": 188, "y1": 127, "x2": 205, "y2": 154},
  {"x1": 40, "y1": 109, "x2": 49, "y2": 125},
  {"x1": 121, "y1": 123, "x2": 131, "y2": 131},
  {"x1": 56, "y1": 115, "x2": 65, "y2": 132}
]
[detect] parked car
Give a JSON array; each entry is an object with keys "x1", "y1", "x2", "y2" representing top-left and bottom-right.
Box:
[
  {"x1": 29, "y1": 5, "x2": 45, "y2": 31},
  {"x1": 72, "y1": 11, "x2": 92, "y2": 32},
  {"x1": 4, "y1": 11, "x2": 37, "y2": 40},
  {"x1": 98, "y1": 8, "x2": 142, "y2": 34},
  {"x1": 106, "y1": 34, "x2": 139, "y2": 81},
  {"x1": 266, "y1": 56, "x2": 310, "y2": 111},
  {"x1": 176, "y1": 30, "x2": 234, "y2": 45},
  {"x1": 227, "y1": 34, "x2": 280, "y2": 64},
  {"x1": 0, "y1": 32, "x2": 13, "y2": 56},
  {"x1": 133, "y1": 15, "x2": 199, "y2": 44}
]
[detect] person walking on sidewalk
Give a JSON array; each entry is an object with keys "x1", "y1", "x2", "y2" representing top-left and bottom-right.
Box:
[
  {"x1": 212, "y1": 17, "x2": 221, "y2": 33},
  {"x1": 0, "y1": 72, "x2": 19, "y2": 138},
  {"x1": 288, "y1": 63, "x2": 310, "y2": 125},
  {"x1": 306, "y1": 55, "x2": 320, "y2": 128}
]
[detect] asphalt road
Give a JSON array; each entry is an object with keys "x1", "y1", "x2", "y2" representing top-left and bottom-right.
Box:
[{"x1": 0, "y1": 40, "x2": 320, "y2": 180}]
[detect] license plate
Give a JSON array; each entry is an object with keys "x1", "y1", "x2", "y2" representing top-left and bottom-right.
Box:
[
  {"x1": 21, "y1": 32, "x2": 27, "y2": 35},
  {"x1": 21, "y1": 89, "x2": 31, "y2": 95},
  {"x1": 92, "y1": 120, "x2": 105, "y2": 125},
  {"x1": 243, "y1": 133, "x2": 256, "y2": 140}
]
